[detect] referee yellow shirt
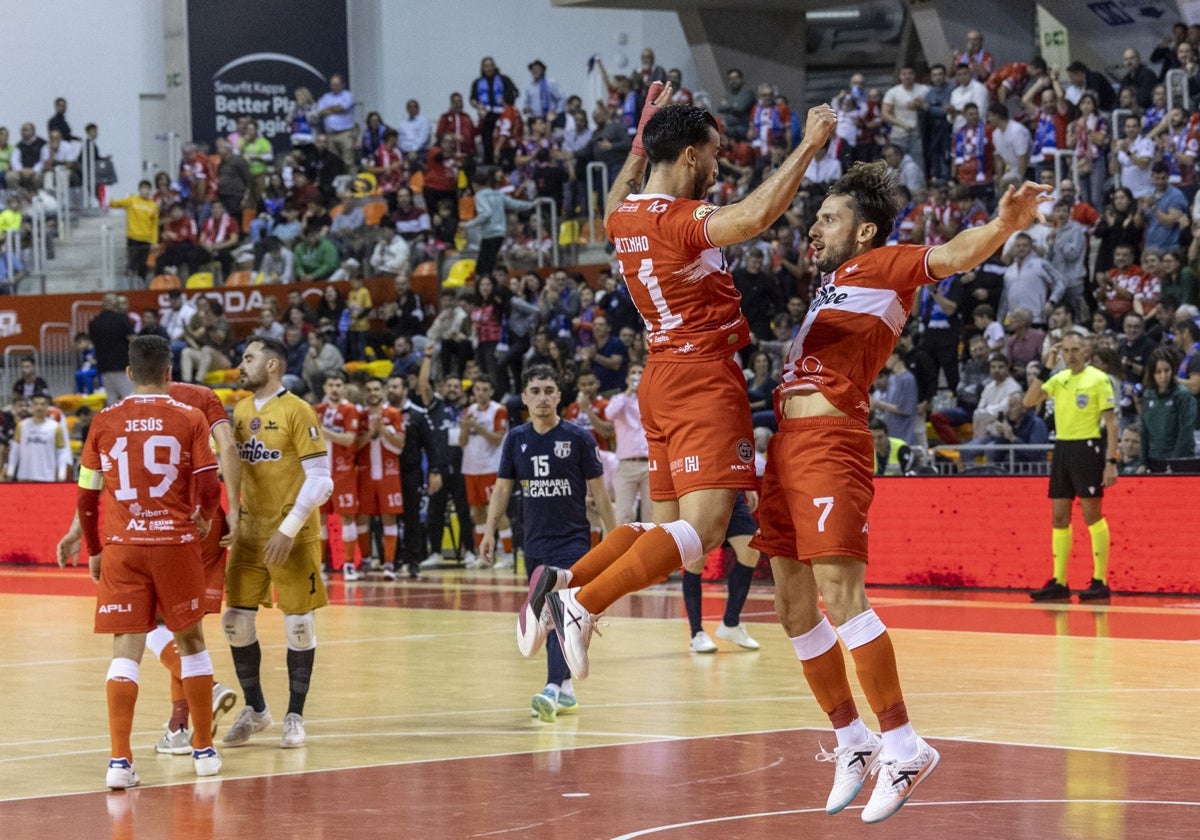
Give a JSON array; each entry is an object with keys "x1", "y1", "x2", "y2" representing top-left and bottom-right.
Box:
[{"x1": 1041, "y1": 365, "x2": 1114, "y2": 440}]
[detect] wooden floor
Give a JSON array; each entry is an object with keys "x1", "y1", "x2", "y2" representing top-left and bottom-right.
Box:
[{"x1": 2, "y1": 566, "x2": 1200, "y2": 839}]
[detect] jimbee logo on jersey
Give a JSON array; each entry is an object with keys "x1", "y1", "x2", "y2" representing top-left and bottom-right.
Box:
[
  {"x1": 554, "y1": 440, "x2": 572, "y2": 459},
  {"x1": 238, "y1": 435, "x2": 282, "y2": 464}
]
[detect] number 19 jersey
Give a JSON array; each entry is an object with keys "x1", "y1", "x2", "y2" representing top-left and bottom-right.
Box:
[
  {"x1": 82, "y1": 395, "x2": 218, "y2": 545},
  {"x1": 607, "y1": 194, "x2": 749, "y2": 361}
]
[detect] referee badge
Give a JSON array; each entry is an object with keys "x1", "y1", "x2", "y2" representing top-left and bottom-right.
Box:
[
  {"x1": 1076, "y1": 394, "x2": 1090, "y2": 408},
  {"x1": 554, "y1": 440, "x2": 572, "y2": 459}
]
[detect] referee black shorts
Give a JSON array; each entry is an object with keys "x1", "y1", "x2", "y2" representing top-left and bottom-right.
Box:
[{"x1": 1049, "y1": 439, "x2": 1105, "y2": 500}]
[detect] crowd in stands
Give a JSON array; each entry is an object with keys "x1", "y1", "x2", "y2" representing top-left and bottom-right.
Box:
[{"x1": 7, "y1": 21, "x2": 1200, "y2": 495}]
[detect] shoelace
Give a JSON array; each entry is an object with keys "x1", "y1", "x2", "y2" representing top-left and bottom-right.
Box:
[{"x1": 814, "y1": 742, "x2": 839, "y2": 763}]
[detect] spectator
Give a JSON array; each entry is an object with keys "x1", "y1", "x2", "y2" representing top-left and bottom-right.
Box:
[
  {"x1": 316, "y1": 73, "x2": 357, "y2": 170},
  {"x1": 880, "y1": 143, "x2": 924, "y2": 196},
  {"x1": 302, "y1": 327, "x2": 345, "y2": 395},
  {"x1": 522, "y1": 59, "x2": 564, "y2": 124},
  {"x1": 469, "y1": 57, "x2": 519, "y2": 166},
  {"x1": 952, "y1": 103, "x2": 993, "y2": 192},
  {"x1": 436, "y1": 92, "x2": 478, "y2": 165},
  {"x1": 999, "y1": 234, "x2": 1054, "y2": 324},
  {"x1": 460, "y1": 167, "x2": 534, "y2": 277},
  {"x1": 280, "y1": 323, "x2": 309, "y2": 395},
  {"x1": 973, "y1": 303, "x2": 1006, "y2": 352},
  {"x1": 975, "y1": 392, "x2": 1050, "y2": 464},
  {"x1": 397, "y1": 99, "x2": 433, "y2": 164},
  {"x1": 1117, "y1": 425, "x2": 1146, "y2": 474},
  {"x1": 924, "y1": 64, "x2": 953, "y2": 180},
  {"x1": 1141, "y1": 346, "x2": 1197, "y2": 467},
  {"x1": 11, "y1": 355, "x2": 48, "y2": 399},
  {"x1": 947, "y1": 63, "x2": 989, "y2": 132},
  {"x1": 1063, "y1": 60, "x2": 1116, "y2": 111},
  {"x1": 344, "y1": 275, "x2": 373, "y2": 361},
  {"x1": 180, "y1": 298, "x2": 232, "y2": 384},
  {"x1": 1005, "y1": 308, "x2": 1047, "y2": 372},
  {"x1": 1112, "y1": 115, "x2": 1156, "y2": 200},
  {"x1": 238, "y1": 120, "x2": 273, "y2": 181},
  {"x1": 1117, "y1": 312, "x2": 1155, "y2": 384},
  {"x1": 1068, "y1": 93, "x2": 1109, "y2": 213},
  {"x1": 109, "y1": 180, "x2": 158, "y2": 282},
  {"x1": 972, "y1": 353, "x2": 1024, "y2": 441},
  {"x1": 1143, "y1": 162, "x2": 1189, "y2": 252},
  {"x1": 929, "y1": 334, "x2": 991, "y2": 443},
  {"x1": 139, "y1": 308, "x2": 169, "y2": 341},
  {"x1": 733, "y1": 249, "x2": 784, "y2": 340},
  {"x1": 293, "y1": 222, "x2": 340, "y2": 281},
  {"x1": 427, "y1": 289, "x2": 474, "y2": 379},
  {"x1": 718, "y1": 67, "x2": 755, "y2": 140},
  {"x1": 872, "y1": 351, "x2": 920, "y2": 446},
  {"x1": 198, "y1": 199, "x2": 241, "y2": 279},
  {"x1": 155, "y1": 202, "x2": 203, "y2": 276},
  {"x1": 47, "y1": 97, "x2": 73, "y2": 141},
  {"x1": 577, "y1": 315, "x2": 626, "y2": 394},
  {"x1": 359, "y1": 110, "x2": 389, "y2": 168},
  {"x1": 258, "y1": 236, "x2": 295, "y2": 283},
  {"x1": 1160, "y1": 250, "x2": 1195, "y2": 308},
  {"x1": 39, "y1": 129, "x2": 79, "y2": 190},
  {"x1": 1099, "y1": 244, "x2": 1149, "y2": 319},
  {"x1": 952, "y1": 29, "x2": 994, "y2": 82},
  {"x1": 214, "y1": 137, "x2": 250, "y2": 216},
  {"x1": 5, "y1": 123, "x2": 46, "y2": 192},
  {"x1": 88, "y1": 293, "x2": 135, "y2": 399},
  {"x1": 881, "y1": 66, "x2": 929, "y2": 181},
  {"x1": 1046, "y1": 200, "x2": 1089, "y2": 321},
  {"x1": 986, "y1": 103, "x2": 1031, "y2": 186},
  {"x1": 469, "y1": 275, "x2": 508, "y2": 384},
  {"x1": 918, "y1": 268, "x2": 965, "y2": 393},
  {"x1": 1094, "y1": 187, "x2": 1144, "y2": 274},
  {"x1": 1120, "y1": 48, "x2": 1161, "y2": 110}
]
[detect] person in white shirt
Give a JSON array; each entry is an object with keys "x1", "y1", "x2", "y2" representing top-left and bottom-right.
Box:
[
  {"x1": 368, "y1": 223, "x2": 411, "y2": 276},
  {"x1": 987, "y1": 102, "x2": 1032, "y2": 185},
  {"x1": 971, "y1": 355, "x2": 1024, "y2": 440},
  {"x1": 4, "y1": 392, "x2": 69, "y2": 482},
  {"x1": 460, "y1": 377, "x2": 512, "y2": 567},
  {"x1": 397, "y1": 99, "x2": 432, "y2": 164},
  {"x1": 605, "y1": 363, "x2": 651, "y2": 524},
  {"x1": 881, "y1": 65, "x2": 929, "y2": 179},
  {"x1": 315, "y1": 74, "x2": 356, "y2": 169},
  {"x1": 947, "y1": 63, "x2": 989, "y2": 132},
  {"x1": 1111, "y1": 114, "x2": 1155, "y2": 199}
]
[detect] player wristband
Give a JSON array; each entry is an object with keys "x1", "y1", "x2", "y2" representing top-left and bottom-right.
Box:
[
  {"x1": 1106, "y1": 458, "x2": 1118, "y2": 465},
  {"x1": 278, "y1": 511, "x2": 306, "y2": 539}
]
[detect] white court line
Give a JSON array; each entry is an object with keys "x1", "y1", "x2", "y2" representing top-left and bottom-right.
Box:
[{"x1": 607, "y1": 799, "x2": 1200, "y2": 839}]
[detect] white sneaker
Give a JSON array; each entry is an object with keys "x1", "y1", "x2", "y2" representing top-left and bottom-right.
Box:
[
  {"x1": 382, "y1": 563, "x2": 397, "y2": 581},
  {"x1": 211, "y1": 682, "x2": 237, "y2": 737},
  {"x1": 860, "y1": 736, "x2": 940, "y2": 824},
  {"x1": 342, "y1": 564, "x2": 359, "y2": 581},
  {"x1": 816, "y1": 732, "x2": 882, "y2": 814},
  {"x1": 222, "y1": 705, "x2": 272, "y2": 746},
  {"x1": 419, "y1": 552, "x2": 443, "y2": 569},
  {"x1": 517, "y1": 565, "x2": 568, "y2": 657},
  {"x1": 546, "y1": 587, "x2": 600, "y2": 680},
  {"x1": 463, "y1": 552, "x2": 489, "y2": 569},
  {"x1": 192, "y1": 746, "x2": 221, "y2": 777},
  {"x1": 494, "y1": 553, "x2": 515, "y2": 570},
  {"x1": 156, "y1": 724, "x2": 193, "y2": 755},
  {"x1": 106, "y1": 757, "x2": 140, "y2": 790},
  {"x1": 716, "y1": 622, "x2": 760, "y2": 650},
  {"x1": 689, "y1": 630, "x2": 718, "y2": 653},
  {"x1": 280, "y1": 712, "x2": 306, "y2": 748}
]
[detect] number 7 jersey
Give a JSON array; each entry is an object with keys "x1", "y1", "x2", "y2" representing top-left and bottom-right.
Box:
[{"x1": 607, "y1": 193, "x2": 749, "y2": 361}]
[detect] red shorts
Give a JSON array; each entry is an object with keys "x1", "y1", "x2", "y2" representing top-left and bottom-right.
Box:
[
  {"x1": 358, "y1": 470, "x2": 404, "y2": 516},
  {"x1": 640, "y1": 357, "x2": 757, "y2": 501},
  {"x1": 94, "y1": 542, "x2": 206, "y2": 634},
  {"x1": 200, "y1": 507, "x2": 228, "y2": 614},
  {"x1": 749, "y1": 416, "x2": 874, "y2": 562},
  {"x1": 464, "y1": 473, "x2": 497, "y2": 508},
  {"x1": 322, "y1": 469, "x2": 359, "y2": 516}
]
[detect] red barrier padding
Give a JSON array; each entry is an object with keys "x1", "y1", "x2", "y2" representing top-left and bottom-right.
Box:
[{"x1": 2, "y1": 477, "x2": 1193, "y2": 594}]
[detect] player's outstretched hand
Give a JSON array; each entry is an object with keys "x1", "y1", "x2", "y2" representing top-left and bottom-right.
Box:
[
  {"x1": 997, "y1": 181, "x2": 1054, "y2": 230},
  {"x1": 57, "y1": 529, "x2": 81, "y2": 568},
  {"x1": 632, "y1": 81, "x2": 673, "y2": 157},
  {"x1": 802, "y1": 104, "x2": 838, "y2": 149}
]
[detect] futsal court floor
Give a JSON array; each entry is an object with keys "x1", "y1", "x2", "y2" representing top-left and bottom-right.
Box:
[{"x1": 1, "y1": 564, "x2": 1199, "y2": 839}]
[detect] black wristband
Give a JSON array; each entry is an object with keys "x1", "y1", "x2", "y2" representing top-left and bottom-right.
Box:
[{"x1": 1106, "y1": 458, "x2": 1118, "y2": 465}]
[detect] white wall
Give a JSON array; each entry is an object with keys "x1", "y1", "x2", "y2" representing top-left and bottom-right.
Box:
[
  {"x1": 1, "y1": 0, "x2": 162, "y2": 194},
  {"x1": 362, "y1": 1, "x2": 696, "y2": 127}
]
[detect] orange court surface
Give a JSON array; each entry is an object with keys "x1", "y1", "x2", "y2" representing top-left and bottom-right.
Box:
[{"x1": 2, "y1": 561, "x2": 1199, "y2": 840}]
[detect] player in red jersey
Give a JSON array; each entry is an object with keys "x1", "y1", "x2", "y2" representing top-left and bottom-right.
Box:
[
  {"x1": 314, "y1": 370, "x2": 366, "y2": 578},
  {"x1": 76, "y1": 335, "x2": 224, "y2": 789},
  {"x1": 58, "y1": 384, "x2": 241, "y2": 755},
  {"x1": 517, "y1": 82, "x2": 836, "y2": 678},
  {"x1": 749, "y1": 161, "x2": 1051, "y2": 823},
  {"x1": 355, "y1": 378, "x2": 406, "y2": 580}
]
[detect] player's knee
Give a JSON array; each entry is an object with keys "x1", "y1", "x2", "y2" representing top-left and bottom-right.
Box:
[
  {"x1": 222, "y1": 607, "x2": 258, "y2": 647},
  {"x1": 659, "y1": 520, "x2": 706, "y2": 565},
  {"x1": 682, "y1": 556, "x2": 707, "y2": 575},
  {"x1": 284, "y1": 611, "x2": 317, "y2": 651}
]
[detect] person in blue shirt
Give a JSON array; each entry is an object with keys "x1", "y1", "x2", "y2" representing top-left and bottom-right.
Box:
[{"x1": 479, "y1": 364, "x2": 616, "y2": 721}]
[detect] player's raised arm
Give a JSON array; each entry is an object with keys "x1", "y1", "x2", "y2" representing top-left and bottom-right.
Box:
[
  {"x1": 705, "y1": 104, "x2": 837, "y2": 247},
  {"x1": 928, "y1": 181, "x2": 1053, "y2": 278},
  {"x1": 604, "y1": 81, "x2": 673, "y2": 221}
]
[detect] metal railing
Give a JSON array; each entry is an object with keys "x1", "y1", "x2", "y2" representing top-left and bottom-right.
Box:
[
  {"x1": 39, "y1": 322, "x2": 75, "y2": 398},
  {"x1": 585, "y1": 161, "x2": 609, "y2": 247},
  {"x1": 1166, "y1": 68, "x2": 1190, "y2": 114},
  {"x1": 1050, "y1": 149, "x2": 1079, "y2": 189},
  {"x1": 3, "y1": 230, "x2": 18, "y2": 289},
  {"x1": 71, "y1": 299, "x2": 104, "y2": 339},
  {"x1": 532, "y1": 197, "x2": 560, "y2": 268},
  {"x1": 100, "y1": 224, "x2": 117, "y2": 289},
  {"x1": 52, "y1": 169, "x2": 71, "y2": 241},
  {"x1": 927, "y1": 442, "x2": 1054, "y2": 475}
]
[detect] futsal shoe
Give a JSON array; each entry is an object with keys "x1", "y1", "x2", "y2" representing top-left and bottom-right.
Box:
[
  {"x1": 1029, "y1": 578, "x2": 1070, "y2": 601},
  {"x1": 816, "y1": 732, "x2": 882, "y2": 814},
  {"x1": 860, "y1": 737, "x2": 940, "y2": 824},
  {"x1": 517, "y1": 565, "x2": 569, "y2": 657},
  {"x1": 192, "y1": 746, "x2": 221, "y2": 777},
  {"x1": 531, "y1": 688, "x2": 559, "y2": 722},
  {"x1": 211, "y1": 682, "x2": 237, "y2": 736},
  {"x1": 222, "y1": 706, "x2": 272, "y2": 746},
  {"x1": 689, "y1": 631, "x2": 717, "y2": 653},
  {"x1": 105, "y1": 758, "x2": 140, "y2": 790},
  {"x1": 281, "y1": 713, "x2": 307, "y2": 748},
  {"x1": 1077, "y1": 578, "x2": 1111, "y2": 601},
  {"x1": 155, "y1": 724, "x2": 193, "y2": 755},
  {"x1": 716, "y1": 622, "x2": 760, "y2": 649},
  {"x1": 546, "y1": 587, "x2": 599, "y2": 680}
]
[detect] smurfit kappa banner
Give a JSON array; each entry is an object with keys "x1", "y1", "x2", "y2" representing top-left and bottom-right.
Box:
[{"x1": 187, "y1": 0, "x2": 349, "y2": 153}]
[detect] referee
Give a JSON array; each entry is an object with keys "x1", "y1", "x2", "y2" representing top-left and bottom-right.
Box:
[{"x1": 1023, "y1": 333, "x2": 1118, "y2": 602}]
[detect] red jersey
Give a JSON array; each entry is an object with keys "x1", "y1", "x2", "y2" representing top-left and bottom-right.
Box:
[
  {"x1": 164, "y1": 215, "x2": 198, "y2": 245},
  {"x1": 316, "y1": 400, "x2": 364, "y2": 478},
  {"x1": 357, "y1": 404, "x2": 404, "y2": 480},
  {"x1": 493, "y1": 105, "x2": 524, "y2": 151},
  {"x1": 436, "y1": 111, "x2": 477, "y2": 158},
  {"x1": 82, "y1": 395, "x2": 217, "y2": 545},
  {"x1": 779, "y1": 245, "x2": 934, "y2": 421},
  {"x1": 1105, "y1": 266, "x2": 1149, "y2": 317},
  {"x1": 606, "y1": 194, "x2": 749, "y2": 362},
  {"x1": 564, "y1": 398, "x2": 611, "y2": 450}
]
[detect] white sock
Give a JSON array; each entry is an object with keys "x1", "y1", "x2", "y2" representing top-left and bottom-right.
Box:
[
  {"x1": 560, "y1": 679, "x2": 574, "y2": 697},
  {"x1": 543, "y1": 683, "x2": 560, "y2": 699},
  {"x1": 881, "y1": 723, "x2": 918, "y2": 762},
  {"x1": 834, "y1": 717, "x2": 874, "y2": 749}
]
